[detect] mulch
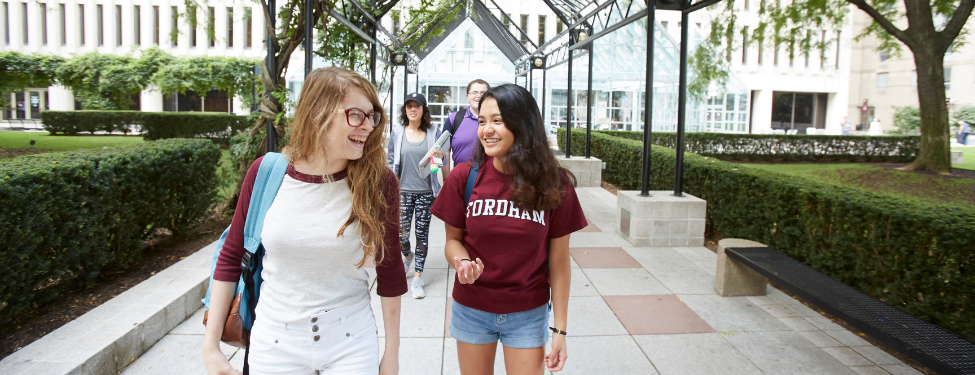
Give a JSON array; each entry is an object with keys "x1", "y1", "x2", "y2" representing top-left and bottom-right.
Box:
[{"x1": 0, "y1": 210, "x2": 231, "y2": 360}]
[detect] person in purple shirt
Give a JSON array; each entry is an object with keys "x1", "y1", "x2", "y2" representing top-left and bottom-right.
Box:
[{"x1": 442, "y1": 79, "x2": 490, "y2": 177}]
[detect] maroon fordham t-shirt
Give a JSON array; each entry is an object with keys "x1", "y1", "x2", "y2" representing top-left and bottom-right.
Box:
[{"x1": 430, "y1": 157, "x2": 588, "y2": 314}]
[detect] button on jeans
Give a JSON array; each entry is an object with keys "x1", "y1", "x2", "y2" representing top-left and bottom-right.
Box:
[{"x1": 247, "y1": 299, "x2": 379, "y2": 374}]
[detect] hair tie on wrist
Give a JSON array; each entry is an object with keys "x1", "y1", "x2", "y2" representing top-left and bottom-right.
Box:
[
  {"x1": 549, "y1": 327, "x2": 567, "y2": 336},
  {"x1": 461, "y1": 258, "x2": 472, "y2": 262}
]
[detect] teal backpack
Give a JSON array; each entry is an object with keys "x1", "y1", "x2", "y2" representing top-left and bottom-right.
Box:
[{"x1": 202, "y1": 152, "x2": 289, "y2": 350}]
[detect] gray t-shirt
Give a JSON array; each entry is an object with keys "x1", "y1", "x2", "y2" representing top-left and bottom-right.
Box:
[{"x1": 400, "y1": 135, "x2": 432, "y2": 193}]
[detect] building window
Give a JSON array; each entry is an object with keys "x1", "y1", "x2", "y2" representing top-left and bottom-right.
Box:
[
  {"x1": 392, "y1": 10, "x2": 400, "y2": 34},
  {"x1": 879, "y1": 50, "x2": 890, "y2": 62},
  {"x1": 4, "y1": 2, "x2": 9, "y2": 45},
  {"x1": 744, "y1": 0, "x2": 750, "y2": 10},
  {"x1": 757, "y1": 42, "x2": 763, "y2": 65},
  {"x1": 876, "y1": 72, "x2": 889, "y2": 88},
  {"x1": 226, "y1": 7, "x2": 233, "y2": 47},
  {"x1": 804, "y1": 30, "x2": 810, "y2": 67},
  {"x1": 22, "y1": 2, "x2": 27, "y2": 45},
  {"x1": 134, "y1": 5, "x2": 140, "y2": 45},
  {"x1": 78, "y1": 4, "x2": 83, "y2": 45},
  {"x1": 741, "y1": 27, "x2": 748, "y2": 64},
  {"x1": 538, "y1": 15, "x2": 545, "y2": 45},
  {"x1": 170, "y1": 6, "x2": 177, "y2": 46},
  {"x1": 944, "y1": 67, "x2": 951, "y2": 91},
  {"x1": 820, "y1": 30, "x2": 827, "y2": 68},
  {"x1": 773, "y1": 44, "x2": 779, "y2": 66},
  {"x1": 835, "y1": 31, "x2": 841, "y2": 69},
  {"x1": 207, "y1": 6, "x2": 214, "y2": 47},
  {"x1": 245, "y1": 7, "x2": 251, "y2": 47},
  {"x1": 115, "y1": 5, "x2": 121, "y2": 46},
  {"x1": 152, "y1": 6, "x2": 158, "y2": 45},
  {"x1": 661, "y1": 21, "x2": 668, "y2": 30},
  {"x1": 59, "y1": 3, "x2": 64, "y2": 45},
  {"x1": 502, "y1": 12, "x2": 509, "y2": 32},
  {"x1": 96, "y1": 4, "x2": 102, "y2": 46},
  {"x1": 189, "y1": 5, "x2": 196, "y2": 47},
  {"x1": 556, "y1": 19, "x2": 562, "y2": 34},
  {"x1": 520, "y1": 14, "x2": 528, "y2": 45},
  {"x1": 40, "y1": 3, "x2": 49, "y2": 45}
]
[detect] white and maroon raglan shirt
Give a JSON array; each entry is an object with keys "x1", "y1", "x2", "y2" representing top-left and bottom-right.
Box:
[
  {"x1": 215, "y1": 156, "x2": 407, "y2": 324},
  {"x1": 430, "y1": 157, "x2": 588, "y2": 314}
]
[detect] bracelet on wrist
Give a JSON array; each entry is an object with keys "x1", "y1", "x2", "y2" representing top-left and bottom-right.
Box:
[
  {"x1": 460, "y1": 258, "x2": 472, "y2": 262},
  {"x1": 549, "y1": 327, "x2": 567, "y2": 336}
]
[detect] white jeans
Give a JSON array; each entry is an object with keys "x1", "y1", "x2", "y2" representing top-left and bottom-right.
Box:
[{"x1": 247, "y1": 299, "x2": 379, "y2": 375}]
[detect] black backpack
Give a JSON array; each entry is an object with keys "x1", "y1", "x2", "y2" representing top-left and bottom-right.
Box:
[{"x1": 443, "y1": 107, "x2": 468, "y2": 137}]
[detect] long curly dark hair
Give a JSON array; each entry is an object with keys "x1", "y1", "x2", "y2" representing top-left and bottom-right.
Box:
[
  {"x1": 398, "y1": 101, "x2": 433, "y2": 133},
  {"x1": 472, "y1": 84, "x2": 575, "y2": 211}
]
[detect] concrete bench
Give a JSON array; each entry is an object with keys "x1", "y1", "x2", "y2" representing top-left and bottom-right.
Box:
[
  {"x1": 716, "y1": 240, "x2": 975, "y2": 374},
  {"x1": 952, "y1": 150, "x2": 963, "y2": 165}
]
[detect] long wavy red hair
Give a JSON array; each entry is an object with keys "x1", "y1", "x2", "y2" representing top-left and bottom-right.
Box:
[{"x1": 283, "y1": 67, "x2": 390, "y2": 267}]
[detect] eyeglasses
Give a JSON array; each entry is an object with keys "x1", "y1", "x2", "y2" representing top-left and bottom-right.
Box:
[
  {"x1": 467, "y1": 91, "x2": 486, "y2": 97},
  {"x1": 338, "y1": 108, "x2": 379, "y2": 127}
]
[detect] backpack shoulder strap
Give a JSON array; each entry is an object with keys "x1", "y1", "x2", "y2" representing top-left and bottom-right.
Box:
[
  {"x1": 453, "y1": 108, "x2": 468, "y2": 135},
  {"x1": 464, "y1": 163, "x2": 479, "y2": 205},
  {"x1": 241, "y1": 153, "x2": 289, "y2": 253}
]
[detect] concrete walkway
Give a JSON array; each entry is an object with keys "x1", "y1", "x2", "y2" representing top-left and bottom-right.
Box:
[{"x1": 3, "y1": 187, "x2": 923, "y2": 375}]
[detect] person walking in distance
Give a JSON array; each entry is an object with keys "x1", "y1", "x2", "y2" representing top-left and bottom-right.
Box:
[
  {"x1": 958, "y1": 120, "x2": 970, "y2": 145},
  {"x1": 431, "y1": 84, "x2": 588, "y2": 374},
  {"x1": 388, "y1": 92, "x2": 443, "y2": 299},
  {"x1": 203, "y1": 67, "x2": 406, "y2": 375},
  {"x1": 441, "y1": 79, "x2": 490, "y2": 178}
]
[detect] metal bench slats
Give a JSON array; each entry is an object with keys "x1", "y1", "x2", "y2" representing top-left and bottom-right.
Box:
[{"x1": 726, "y1": 246, "x2": 975, "y2": 375}]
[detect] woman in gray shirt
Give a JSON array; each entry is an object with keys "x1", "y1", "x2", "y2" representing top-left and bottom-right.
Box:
[{"x1": 387, "y1": 93, "x2": 442, "y2": 299}]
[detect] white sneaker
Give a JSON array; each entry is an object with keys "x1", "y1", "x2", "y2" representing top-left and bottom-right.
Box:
[
  {"x1": 403, "y1": 254, "x2": 413, "y2": 276},
  {"x1": 411, "y1": 276, "x2": 425, "y2": 299}
]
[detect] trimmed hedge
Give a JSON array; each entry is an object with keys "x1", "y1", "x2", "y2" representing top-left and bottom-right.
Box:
[
  {"x1": 40, "y1": 111, "x2": 256, "y2": 143},
  {"x1": 41, "y1": 110, "x2": 142, "y2": 135},
  {"x1": 566, "y1": 130, "x2": 920, "y2": 162},
  {"x1": 0, "y1": 139, "x2": 220, "y2": 331},
  {"x1": 558, "y1": 129, "x2": 975, "y2": 341}
]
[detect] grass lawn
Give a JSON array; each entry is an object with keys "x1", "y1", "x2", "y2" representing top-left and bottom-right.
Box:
[
  {"x1": 953, "y1": 147, "x2": 975, "y2": 171},
  {"x1": 741, "y1": 162, "x2": 975, "y2": 209},
  {"x1": 0, "y1": 131, "x2": 144, "y2": 150}
]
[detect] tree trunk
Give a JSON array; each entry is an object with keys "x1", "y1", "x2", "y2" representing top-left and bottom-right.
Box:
[{"x1": 902, "y1": 44, "x2": 952, "y2": 174}]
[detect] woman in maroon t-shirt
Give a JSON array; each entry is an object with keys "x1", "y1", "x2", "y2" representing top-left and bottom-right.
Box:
[{"x1": 431, "y1": 84, "x2": 588, "y2": 374}]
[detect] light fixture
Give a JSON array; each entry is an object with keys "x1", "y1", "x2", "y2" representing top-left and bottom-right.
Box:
[
  {"x1": 578, "y1": 31, "x2": 588, "y2": 42},
  {"x1": 533, "y1": 57, "x2": 543, "y2": 67},
  {"x1": 393, "y1": 53, "x2": 404, "y2": 64}
]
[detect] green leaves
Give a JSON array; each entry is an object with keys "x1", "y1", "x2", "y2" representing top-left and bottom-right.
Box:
[
  {"x1": 0, "y1": 52, "x2": 66, "y2": 109},
  {"x1": 0, "y1": 139, "x2": 220, "y2": 331},
  {"x1": 557, "y1": 128, "x2": 975, "y2": 342}
]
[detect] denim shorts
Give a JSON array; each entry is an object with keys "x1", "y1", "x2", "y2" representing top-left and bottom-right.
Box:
[{"x1": 449, "y1": 300, "x2": 550, "y2": 348}]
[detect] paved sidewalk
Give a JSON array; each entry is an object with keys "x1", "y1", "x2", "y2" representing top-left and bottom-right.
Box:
[{"x1": 119, "y1": 187, "x2": 919, "y2": 375}]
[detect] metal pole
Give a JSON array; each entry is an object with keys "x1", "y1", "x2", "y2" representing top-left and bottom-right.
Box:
[
  {"x1": 304, "y1": 0, "x2": 314, "y2": 78},
  {"x1": 389, "y1": 70, "x2": 394, "y2": 123},
  {"x1": 542, "y1": 68, "x2": 547, "y2": 135},
  {"x1": 265, "y1": 0, "x2": 277, "y2": 152},
  {"x1": 566, "y1": 42, "x2": 574, "y2": 158},
  {"x1": 529, "y1": 68, "x2": 533, "y2": 93},
  {"x1": 673, "y1": 6, "x2": 689, "y2": 197},
  {"x1": 404, "y1": 71, "x2": 409, "y2": 101},
  {"x1": 370, "y1": 29, "x2": 377, "y2": 84},
  {"x1": 640, "y1": 1, "x2": 655, "y2": 196},
  {"x1": 585, "y1": 43, "x2": 594, "y2": 159}
]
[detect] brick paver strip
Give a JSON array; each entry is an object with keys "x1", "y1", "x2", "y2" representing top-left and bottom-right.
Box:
[
  {"x1": 569, "y1": 247, "x2": 642, "y2": 268},
  {"x1": 604, "y1": 295, "x2": 715, "y2": 335}
]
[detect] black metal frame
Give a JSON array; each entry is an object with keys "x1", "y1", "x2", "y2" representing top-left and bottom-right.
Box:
[{"x1": 274, "y1": 0, "x2": 725, "y2": 196}]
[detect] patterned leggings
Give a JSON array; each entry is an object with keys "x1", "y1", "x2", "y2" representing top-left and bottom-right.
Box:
[{"x1": 400, "y1": 192, "x2": 435, "y2": 274}]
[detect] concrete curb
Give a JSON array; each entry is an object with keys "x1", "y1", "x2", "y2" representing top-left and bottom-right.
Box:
[{"x1": 0, "y1": 240, "x2": 218, "y2": 375}]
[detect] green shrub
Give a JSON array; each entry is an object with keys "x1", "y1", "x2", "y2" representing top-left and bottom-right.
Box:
[
  {"x1": 558, "y1": 129, "x2": 975, "y2": 341},
  {"x1": 563, "y1": 130, "x2": 919, "y2": 162},
  {"x1": 40, "y1": 111, "x2": 257, "y2": 143},
  {"x1": 0, "y1": 139, "x2": 220, "y2": 331},
  {"x1": 892, "y1": 106, "x2": 921, "y2": 134},
  {"x1": 40, "y1": 110, "x2": 142, "y2": 135}
]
